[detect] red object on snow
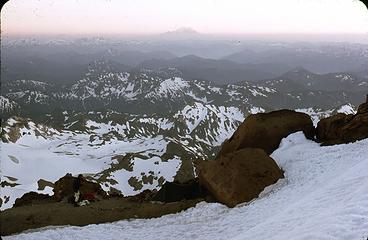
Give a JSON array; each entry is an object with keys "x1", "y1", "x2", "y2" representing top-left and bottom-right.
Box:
[{"x1": 83, "y1": 192, "x2": 96, "y2": 201}]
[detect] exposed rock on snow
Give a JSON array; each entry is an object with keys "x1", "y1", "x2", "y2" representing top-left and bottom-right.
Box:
[
  {"x1": 37, "y1": 179, "x2": 55, "y2": 191},
  {"x1": 1, "y1": 197, "x2": 202, "y2": 237},
  {"x1": 151, "y1": 179, "x2": 204, "y2": 203},
  {"x1": 217, "y1": 109, "x2": 315, "y2": 156},
  {"x1": 196, "y1": 109, "x2": 319, "y2": 207},
  {"x1": 357, "y1": 95, "x2": 368, "y2": 114},
  {"x1": 4, "y1": 133, "x2": 367, "y2": 240},
  {"x1": 197, "y1": 148, "x2": 283, "y2": 207},
  {"x1": 316, "y1": 113, "x2": 354, "y2": 144},
  {"x1": 53, "y1": 174, "x2": 107, "y2": 202},
  {"x1": 317, "y1": 98, "x2": 368, "y2": 145},
  {"x1": 14, "y1": 192, "x2": 52, "y2": 208}
]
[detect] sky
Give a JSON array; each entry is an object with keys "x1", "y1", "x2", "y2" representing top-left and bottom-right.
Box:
[{"x1": 1, "y1": 0, "x2": 368, "y2": 35}]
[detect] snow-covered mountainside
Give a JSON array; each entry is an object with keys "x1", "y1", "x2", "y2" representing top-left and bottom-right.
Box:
[
  {"x1": 5, "y1": 133, "x2": 368, "y2": 240},
  {"x1": 295, "y1": 103, "x2": 356, "y2": 126},
  {"x1": 0, "y1": 101, "x2": 356, "y2": 210},
  {"x1": 2, "y1": 61, "x2": 365, "y2": 118},
  {"x1": 0, "y1": 102, "x2": 246, "y2": 209},
  {"x1": 2, "y1": 37, "x2": 367, "y2": 239},
  {"x1": 1, "y1": 61, "x2": 363, "y2": 210},
  {"x1": 257, "y1": 68, "x2": 368, "y2": 92},
  {"x1": 0, "y1": 96, "x2": 19, "y2": 114}
]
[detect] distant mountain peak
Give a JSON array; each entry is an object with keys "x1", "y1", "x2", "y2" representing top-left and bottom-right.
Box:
[{"x1": 164, "y1": 27, "x2": 199, "y2": 35}]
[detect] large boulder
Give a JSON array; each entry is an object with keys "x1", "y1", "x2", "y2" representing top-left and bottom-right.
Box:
[
  {"x1": 217, "y1": 110, "x2": 315, "y2": 156},
  {"x1": 197, "y1": 148, "x2": 284, "y2": 207},
  {"x1": 316, "y1": 98, "x2": 368, "y2": 145},
  {"x1": 53, "y1": 174, "x2": 107, "y2": 202},
  {"x1": 316, "y1": 114, "x2": 354, "y2": 144}
]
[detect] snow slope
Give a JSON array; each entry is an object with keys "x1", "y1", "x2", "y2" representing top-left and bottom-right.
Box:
[
  {"x1": 1, "y1": 102, "x2": 246, "y2": 209},
  {"x1": 5, "y1": 132, "x2": 368, "y2": 240},
  {"x1": 0, "y1": 119, "x2": 181, "y2": 210}
]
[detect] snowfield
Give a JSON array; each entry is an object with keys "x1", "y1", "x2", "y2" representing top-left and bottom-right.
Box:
[
  {"x1": 0, "y1": 120, "x2": 181, "y2": 209},
  {"x1": 1, "y1": 102, "x2": 246, "y2": 210},
  {"x1": 5, "y1": 132, "x2": 368, "y2": 240}
]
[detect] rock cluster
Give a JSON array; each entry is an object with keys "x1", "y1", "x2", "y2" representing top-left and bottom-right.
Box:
[
  {"x1": 53, "y1": 174, "x2": 107, "y2": 202},
  {"x1": 317, "y1": 97, "x2": 368, "y2": 145},
  {"x1": 198, "y1": 110, "x2": 314, "y2": 207},
  {"x1": 217, "y1": 110, "x2": 315, "y2": 156},
  {"x1": 12, "y1": 98, "x2": 368, "y2": 210}
]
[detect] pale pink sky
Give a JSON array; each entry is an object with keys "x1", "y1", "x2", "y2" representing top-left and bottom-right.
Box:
[{"x1": 1, "y1": 0, "x2": 368, "y2": 35}]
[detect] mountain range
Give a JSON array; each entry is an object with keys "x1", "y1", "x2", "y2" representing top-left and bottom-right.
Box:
[
  {"x1": 2, "y1": 39, "x2": 367, "y2": 84},
  {"x1": 1, "y1": 59, "x2": 366, "y2": 118},
  {"x1": 1, "y1": 37, "x2": 368, "y2": 211},
  {"x1": 1, "y1": 58, "x2": 366, "y2": 209}
]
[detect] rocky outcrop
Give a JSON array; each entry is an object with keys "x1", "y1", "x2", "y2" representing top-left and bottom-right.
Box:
[
  {"x1": 53, "y1": 174, "x2": 107, "y2": 202},
  {"x1": 316, "y1": 97, "x2": 368, "y2": 145},
  {"x1": 129, "y1": 189, "x2": 157, "y2": 202},
  {"x1": 357, "y1": 96, "x2": 368, "y2": 114},
  {"x1": 197, "y1": 148, "x2": 283, "y2": 207},
  {"x1": 196, "y1": 109, "x2": 312, "y2": 207},
  {"x1": 37, "y1": 179, "x2": 54, "y2": 190},
  {"x1": 1, "y1": 197, "x2": 202, "y2": 237},
  {"x1": 151, "y1": 178, "x2": 204, "y2": 203},
  {"x1": 14, "y1": 192, "x2": 52, "y2": 207},
  {"x1": 217, "y1": 110, "x2": 315, "y2": 156},
  {"x1": 316, "y1": 114, "x2": 353, "y2": 143}
]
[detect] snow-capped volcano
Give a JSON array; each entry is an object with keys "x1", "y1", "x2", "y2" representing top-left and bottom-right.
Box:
[{"x1": 161, "y1": 27, "x2": 200, "y2": 38}]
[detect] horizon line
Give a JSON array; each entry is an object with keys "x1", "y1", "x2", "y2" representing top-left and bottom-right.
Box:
[{"x1": 3, "y1": 32, "x2": 368, "y2": 37}]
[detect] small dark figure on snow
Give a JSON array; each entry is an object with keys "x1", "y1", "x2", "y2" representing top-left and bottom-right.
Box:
[{"x1": 73, "y1": 174, "x2": 84, "y2": 206}]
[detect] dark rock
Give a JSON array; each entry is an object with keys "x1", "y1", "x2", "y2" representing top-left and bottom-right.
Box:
[
  {"x1": 129, "y1": 189, "x2": 157, "y2": 202},
  {"x1": 53, "y1": 174, "x2": 107, "y2": 202},
  {"x1": 217, "y1": 109, "x2": 315, "y2": 156},
  {"x1": 317, "y1": 98, "x2": 368, "y2": 145},
  {"x1": 37, "y1": 179, "x2": 54, "y2": 191},
  {"x1": 14, "y1": 192, "x2": 52, "y2": 207},
  {"x1": 151, "y1": 178, "x2": 204, "y2": 202},
  {"x1": 316, "y1": 113, "x2": 354, "y2": 143},
  {"x1": 197, "y1": 148, "x2": 284, "y2": 207},
  {"x1": 357, "y1": 95, "x2": 368, "y2": 114}
]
